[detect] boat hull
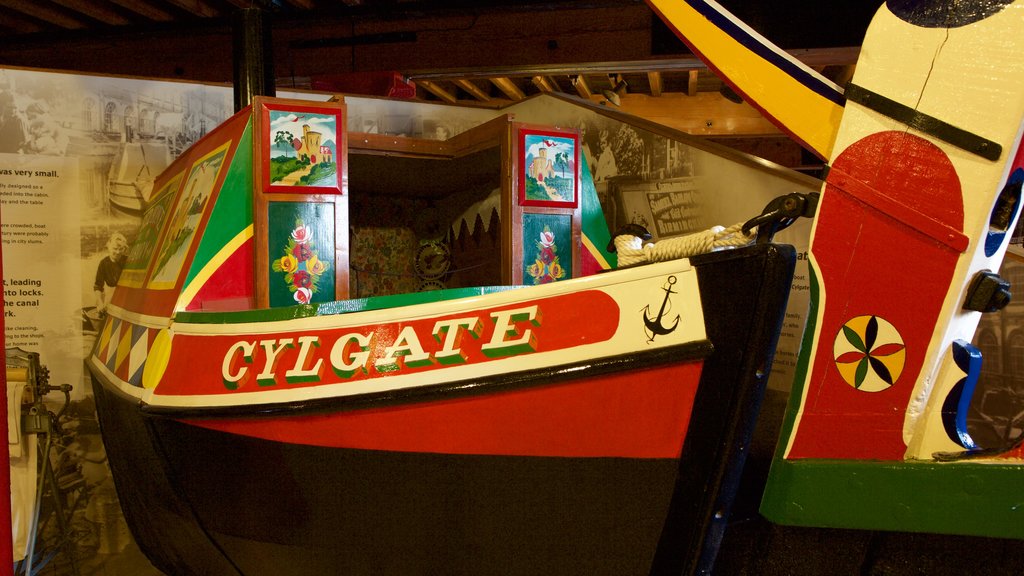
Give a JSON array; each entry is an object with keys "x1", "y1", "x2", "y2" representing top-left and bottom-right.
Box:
[
  {"x1": 90, "y1": 243, "x2": 795, "y2": 575},
  {"x1": 94, "y1": 365, "x2": 689, "y2": 575}
]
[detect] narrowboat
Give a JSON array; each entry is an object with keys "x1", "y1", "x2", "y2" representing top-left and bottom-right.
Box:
[{"x1": 86, "y1": 94, "x2": 797, "y2": 575}]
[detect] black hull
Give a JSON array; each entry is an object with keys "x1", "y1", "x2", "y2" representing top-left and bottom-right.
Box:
[{"x1": 91, "y1": 243, "x2": 796, "y2": 575}]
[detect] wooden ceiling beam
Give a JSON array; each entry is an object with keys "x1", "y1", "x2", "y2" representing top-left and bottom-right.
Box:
[
  {"x1": 2, "y1": 0, "x2": 91, "y2": 29},
  {"x1": 453, "y1": 79, "x2": 491, "y2": 102},
  {"x1": 531, "y1": 75, "x2": 556, "y2": 92},
  {"x1": 570, "y1": 74, "x2": 591, "y2": 99},
  {"x1": 490, "y1": 77, "x2": 525, "y2": 100},
  {"x1": 686, "y1": 70, "x2": 698, "y2": 97},
  {"x1": 417, "y1": 80, "x2": 458, "y2": 104},
  {"x1": 160, "y1": 0, "x2": 221, "y2": 18},
  {"x1": 0, "y1": 11, "x2": 50, "y2": 34},
  {"x1": 105, "y1": 0, "x2": 174, "y2": 21},
  {"x1": 49, "y1": 0, "x2": 134, "y2": 26},
  {"x1": 276, "y1": 0, "x2": 317, "y2": 9},
  {"x1": 647, "y1": 71, "x2": 663, "y2": 97}
]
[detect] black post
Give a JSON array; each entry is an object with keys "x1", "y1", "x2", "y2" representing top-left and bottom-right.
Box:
[{"x1": 233, "y1": 7, "x2": 275, "y2": 112}]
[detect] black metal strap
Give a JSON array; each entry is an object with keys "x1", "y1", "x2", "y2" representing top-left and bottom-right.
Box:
[{"x1": 845, "y1": 82, "x2": 1002, "y2": 161}]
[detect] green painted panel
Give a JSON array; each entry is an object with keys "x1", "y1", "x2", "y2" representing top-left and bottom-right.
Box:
[
  {"x1": 522, "y1": 213, "x2": 573, "y2": 283},
  {"x1": 268, "y1": 201, "x2": 336, "y2": 307},
  {"x1": 760, "y1": 458, "x2": 1024, "y2": 539},
  {"x1": 174, "y1": 285, "x2": 519, "y2": 324},
  {"x1": 580, "y1": 153, "x2": 616, "y2": 269}
]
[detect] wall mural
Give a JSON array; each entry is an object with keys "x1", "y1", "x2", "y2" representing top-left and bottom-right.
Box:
[{"x1": 0, "y1": 65, "x2": 235, "y2": 574}]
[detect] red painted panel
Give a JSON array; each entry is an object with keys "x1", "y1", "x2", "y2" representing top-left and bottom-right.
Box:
[
  {"x1": 183, "y1": 361, "x2": 703, "y2": 459},
  {"x1": 157, "y1": 289, "x2": 620, "y2": 397},
  {"x1": 788, "y1": 131, "x2": 963, "y2": 460},
  {"x1": 184, "y1": 237, "x2": 255, "y2": 312}
]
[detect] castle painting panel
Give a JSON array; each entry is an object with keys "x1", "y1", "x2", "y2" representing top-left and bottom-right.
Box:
[{"x1": 262, "y1": 103, "x2": 343, "y2": 194}]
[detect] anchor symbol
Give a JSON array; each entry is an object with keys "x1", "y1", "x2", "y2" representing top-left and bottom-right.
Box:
[{"x1": 643, "y1": 276, "x2": 680, "y2": 342}]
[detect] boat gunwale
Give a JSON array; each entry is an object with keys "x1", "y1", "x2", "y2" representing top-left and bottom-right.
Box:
[{"x1": 91, "y1": 339, "x2": 714, "y2": 420}]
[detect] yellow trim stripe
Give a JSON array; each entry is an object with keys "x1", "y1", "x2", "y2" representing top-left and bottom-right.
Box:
[
  {"x1": 582, "y1": 232, "x2": 612, "y2": 270},
  {"x1": 647, "y1": 0, "x2": 845, "y2": 159},
  {"x1": 177, "y1": 224, "x2": 255, "y2": 310}
]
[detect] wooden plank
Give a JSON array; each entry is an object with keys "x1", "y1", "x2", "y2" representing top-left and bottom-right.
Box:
[
  {"x1": 48, "y1": 0, "x2": 132, "y2": 26},
  {"x1": 417, "y1": 80, "x2": 459, "y2": 104},
  {"x1": 160, "y1": 0, "x2": 221, "y2": 18},
  {"x1": 687, "y1": 70, "x2": 698, "y2": 97},
  {"x1": 1, "y1": 0, "x2": 90, "y2": 29},
  {"x1": 647, "y1": 71, "x2": 663, "y2": 96},
  {"x1": 107, "y1": 0, "x2": 173, "y2": 21},
  {"x1": 531, "y1": 75, "x2": 556, "y2": 92},
  {"x1": 453, "y1": 79, "x2": 492, "y2": 102},
  {"x1": 0, "y1": 11, "x2": 48, "y2": 34},
  {"x1": 348, "y1": 133, "x2": 455, "y2": 158},
  {"x1": 570, "y1": 74, "x2": 592, "y2": 99},
  {"x1": 449, "y1": 114, "x2": 511, "y2": 157},
  {"x1": 491, "y1": 77, "x2": 526, "y2": 100}
]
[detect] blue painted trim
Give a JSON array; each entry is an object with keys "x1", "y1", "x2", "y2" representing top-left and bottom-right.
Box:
[{"x1": 984, "y1": 167, "x2": 1023, "y2": 257}]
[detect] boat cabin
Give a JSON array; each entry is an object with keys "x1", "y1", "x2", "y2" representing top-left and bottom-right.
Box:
[{"x1": 108, "y1": 95, "x2": 609, "y2": 320}]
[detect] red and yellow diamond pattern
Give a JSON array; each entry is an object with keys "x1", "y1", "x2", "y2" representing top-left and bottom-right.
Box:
[{"x1": 95, "y1": 316, "x2": 161, "y2": 388}]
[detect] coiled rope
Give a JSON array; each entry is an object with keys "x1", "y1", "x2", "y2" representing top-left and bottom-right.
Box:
[{"x1": 613, "y1": 222, "x2": 756, "y2": 267}]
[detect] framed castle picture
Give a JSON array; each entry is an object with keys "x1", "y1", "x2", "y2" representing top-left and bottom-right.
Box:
[
  {"x1": 518, "y1": 127, "x2": 579, "y2": 208},
  {"x1": 260, "y1": 100, "x2": 344, "y2": 195}
]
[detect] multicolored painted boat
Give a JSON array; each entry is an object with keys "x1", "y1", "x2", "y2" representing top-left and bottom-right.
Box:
[
  {"x1": 649, "y1": 0, "x2": 1024, "y2": 540},
  {"x1": 86, "y1": 94, "x2": 796, "y2": 575}
]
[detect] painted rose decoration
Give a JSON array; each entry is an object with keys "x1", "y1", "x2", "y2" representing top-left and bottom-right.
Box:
[
  {"x1": 527, "y1": 225, "x2": 565, "y2": 284},
  {"x1": 272, "y1": 219, "x2": 329, "y2": 304}
]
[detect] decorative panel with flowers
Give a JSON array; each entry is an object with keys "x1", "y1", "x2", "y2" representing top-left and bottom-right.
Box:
[
  {"x1": 268, "y1": 201, "x2": 336, "y2": 307},
  {"x1": 521, "y1": 213, "x2": 573, "y2": 284}
]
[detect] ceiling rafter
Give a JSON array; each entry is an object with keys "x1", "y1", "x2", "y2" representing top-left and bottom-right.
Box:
[
  {"x1": 0, "y1": 11, "x2": 51, "y2": 34},
  {"x1": 452, "y1": 79, "x2": 491, "y2": 102},
  {"x1": 490, "y1": 77, "x2": 525, "y2": 101},
  {"x1": 105, "y1": 0, "x2": 175, "y2": 21},
  {"x1": 158, "y1": 0, "x2": 222, "y2": 19},
  {"x1": 531, "y1": 75, "x2": 557, "y2": 92},
  {"x1": 276, "y1": 0, "x2": 317, "y2": 9},
  {"x1": 570, "y1": 74, "x2": 591, "y2": 99},
  {"x1": 48, "y1": 0, "x2": 136, "y2": 27},
  {"x1": 647, "y1": 71, "x2": 662, "y2": 97},
  {"x1": 2, "y1": 0, "x2": 94, "y2": 30},
  {"x1": 417, "y1": 80, "x2": 458, "y2": 104}
]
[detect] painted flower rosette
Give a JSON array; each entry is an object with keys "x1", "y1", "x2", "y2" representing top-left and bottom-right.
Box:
[
  {"x1": 527, "y1": 225, "x2": 565, "y2": 284},
  {"x1": 272, "y1": 219, "x2": 329, "y2": 303}
]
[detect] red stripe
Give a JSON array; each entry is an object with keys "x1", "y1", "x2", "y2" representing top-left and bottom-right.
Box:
[{"x1": 183, "y1": 361, "x2": 704, "y2": 458}]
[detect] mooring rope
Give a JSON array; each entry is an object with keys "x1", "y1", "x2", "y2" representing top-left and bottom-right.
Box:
[{"x1": 613, "y1": 222, "x2": 756, "y2": 267}]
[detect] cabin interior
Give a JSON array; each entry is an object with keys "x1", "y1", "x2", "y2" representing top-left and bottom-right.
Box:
[{"x1": 2, "y1": 1, "x2": 1024, "y2": 575}]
